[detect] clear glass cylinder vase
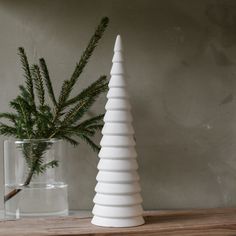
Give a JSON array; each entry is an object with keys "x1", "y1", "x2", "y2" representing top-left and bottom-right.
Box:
[{"x1": 4, "y1": 139, "x2": 68, "y2": 219}]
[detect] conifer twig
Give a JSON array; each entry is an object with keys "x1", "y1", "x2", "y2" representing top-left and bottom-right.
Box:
[{"x1": 1, "y1": 17, "x2": 109, "y2": 203}]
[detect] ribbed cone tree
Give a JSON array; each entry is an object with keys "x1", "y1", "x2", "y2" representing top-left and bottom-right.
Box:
[{"x1": 91, "y1": 35, "x2": 144, "y2": 227}]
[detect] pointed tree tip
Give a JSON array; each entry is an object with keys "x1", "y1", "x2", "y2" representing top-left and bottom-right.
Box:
[{"x1": 114, "y1": 35, "x2": 123, "y2": 52}]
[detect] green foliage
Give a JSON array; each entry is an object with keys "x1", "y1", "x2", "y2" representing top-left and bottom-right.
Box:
[
  {"x1": 21, "y1": 141, "x2": 56, "y2": 177},
  {"x1": 39, "y1": 58, "x2": 57, "y2": 107},
  {"x1": 57, "y1": 17, "x2": 109, "y2": 115},
  {"x1": 18, "y1": 47, "x2": 35, "y2": 108},
  {"x1": 31, "y1": 64, "x2": 45, "y2": 106},
  {"x1": 0, "y1": 17, "x2": 109, "y2": 191}
]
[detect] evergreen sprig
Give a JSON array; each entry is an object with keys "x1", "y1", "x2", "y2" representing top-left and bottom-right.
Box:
[
  {"x1": 32, "y1": 64, "x2": 45, "y2": 106},
  {"x1": 39, "y1": 58, "x2": 57, "y2": 107},
  {"x1": 57, "y1": 17, "x2": 109, "y2": 115},
  {"x1": 18, "y1": 47, "x2": 35, "y2": 108},
  {"x1": 1, "y1": 17, "x2": 109, "y2": 202}
]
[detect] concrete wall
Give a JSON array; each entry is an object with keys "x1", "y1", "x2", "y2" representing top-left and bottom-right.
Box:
[{"x1": 0, "y1": 0, "x2": 236, "y2": 210}]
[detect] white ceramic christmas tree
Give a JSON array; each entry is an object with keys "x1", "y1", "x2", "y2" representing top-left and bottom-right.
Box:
[{"x1": 91, "y1": 35, "x2": 144, "y2": 227}]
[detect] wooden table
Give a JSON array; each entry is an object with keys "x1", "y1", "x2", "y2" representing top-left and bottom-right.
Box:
[{"x1": 0, "y1": 208, "x2": 236, "y2": 235}]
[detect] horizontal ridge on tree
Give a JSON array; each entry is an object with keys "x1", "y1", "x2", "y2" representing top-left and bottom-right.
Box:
[
  {"x1": 91, "y1": 215, "x2": 145, "y2": 227},
  {"x1": 95, "y1": 182, "x2": 141, "y2": 194},
  {"x1": 98, "y1": 147, "x2": 137, "y2": 159},
  {"x1": 112, "y1": 52, "x2": 124, "y2": 62},
  {"x1": 97, "y1": 159, "x2": 138, "y2": 171},
  {"x1": 102, "y1": 123, "x2": 134, "y2": 135},
  {"x1": 107, "y1": 87, "x2": 129, "y2": 98},
  {"x1": 96, "y1": 171, "x2": 140, "y2": 183},
  {"x1": 109, "y1": 75, "x2": 126, "y2": 88},
  {"x1": 100, "y1": 135, "x2": 135, "y2": 147},
  {"x1": 105, "y1": 98, "x2": 131, "y2": 110},
  {"x1": 93, "y1": 193, "x2": 142, "y2": 206},
  {"x1": 104, "y1": 110, "x2": 133, "y2": 122},
  {"x1": 110, "y1": 62, "x2": 125, "y2": 75},
  {"x1": 93, "y1": 204, "x2": 143, "y2": 218}
]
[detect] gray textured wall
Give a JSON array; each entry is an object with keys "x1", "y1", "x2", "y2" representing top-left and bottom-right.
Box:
[{"x1": 0, "y1": 0, "x2": 236, "y2": 210}]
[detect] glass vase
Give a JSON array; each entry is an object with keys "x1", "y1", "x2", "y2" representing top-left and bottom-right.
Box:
[{"x1": 4, "y1": 139, "x2": 68, "y2": 219}]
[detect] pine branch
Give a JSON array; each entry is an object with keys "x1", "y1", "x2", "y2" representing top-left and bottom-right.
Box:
[
  {"x1": 78, "y1": 134, "x2": 100, "y2": 152},
  {"x1": 2, "y1": 16, "x2": 109, "y2": 203},
  {"x1": 18, "y1": 47, "x2": 35, "y2": 107},
  {"x1": 38, "y1": 160, "x2": 59, "y2": 174},
  {"x1": 60, "y1": 135, "x2": 79, "y2": 146},
  {"x1": 31, "y1": 64, "x2": 45, "y2": 106},
  {"x1": 34, "y1": 106, "x2": 54, "y2": 138},
  {"x1": 64, "y1": 75, "x2": 108, "y2": 108},
  {"x1": 76, "y1": 114, "x2": 104, "y2": 128},
  {"x1": 10, "y1": 97, "x2": 34, "y2": 138},
  {"x1": 62, "y1": 98, "x2": 89, "y2": 126},
  {"x1": 0, "y1": 123, "x2": 18, "y2": 136},
  {"x1": 73, "y1": 127, "x2": 96, "y2": 136},
  {"x1": 0, "y1": 112, "x2": 18, "y2": 124},
  {"x1": 19, "y1": 85, "x2": 30, "y2": 100},
  {"x1": 57, "y1": 17, "x2": 109, "y2": 109},
  {"x1": 86, "y1": 124, "x2": 103, "y2": 131},
  {"x1": 21, "y1": 141, "x2": 53, "y2": 182},
  {"x1": 39, "y1": 58, "x2": 57, "y2": 107},
  {"x1": 65, "y1": 97, "x2": 94, "y2": 127}
]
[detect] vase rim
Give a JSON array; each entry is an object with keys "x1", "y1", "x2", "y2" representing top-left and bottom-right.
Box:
[{"x1": 5, "y1": 138, "x2": 61, "y2": 144}]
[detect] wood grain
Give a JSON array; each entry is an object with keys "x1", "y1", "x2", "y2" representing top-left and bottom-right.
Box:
[{"x1": 0, "y1": 208, "x2": 236, "y2": 235}]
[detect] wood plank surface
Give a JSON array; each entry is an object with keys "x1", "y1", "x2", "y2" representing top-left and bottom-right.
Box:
[{"x1": 0, "y1": 208, "x2": 236, "y2": 235}]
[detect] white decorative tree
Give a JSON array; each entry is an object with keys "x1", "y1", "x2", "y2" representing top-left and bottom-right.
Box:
[{"x1": 91, "y1": 35, "x2": 144, "y2": 227}]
